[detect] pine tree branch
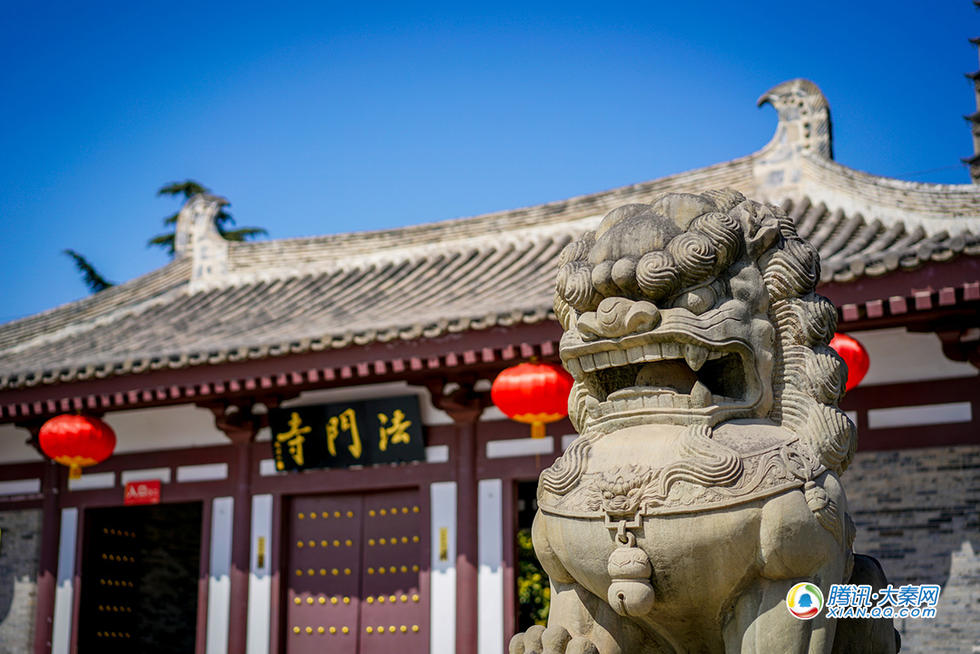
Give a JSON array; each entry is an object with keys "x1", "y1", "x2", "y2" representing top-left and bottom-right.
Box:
[
  {"x1": 157, "y1": 180, "x2": 209, "y2": 198},
  {"x1": 218, "y1": 227, "x2": 268, "y2": 242},
  {"x1": 215, "y1": 208, "x2": 235, "y2": 227},
  {"x1": 147, "y1": 233, "x2": 176, "y2": 256},
  {"x1": 63, "y1": 249, "x2": 115, "y2": 293}
]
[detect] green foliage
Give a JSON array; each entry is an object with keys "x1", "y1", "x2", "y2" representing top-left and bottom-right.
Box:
[
  {"x1": 148, "y1": 179, "x2": 268, "y2": 256},
  {"x1": 516, "y1": 527, "x2": 551, "y2": 629},
  {"x1": 63, "y1": 249, "x2": 114, "y2": 293}
]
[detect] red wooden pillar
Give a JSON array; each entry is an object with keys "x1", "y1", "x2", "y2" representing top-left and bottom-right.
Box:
[
  {"x1": 229, "y1": 438, "x2": 251, "y2": 652},
  {"x1": 428, "y1": 380, "x2": 489, "y2": 654},
  {"x1": 33, "y1": 458, "x2": 61, "y2": 654},
  {"x1": 453, "y1": 412, "x2": 480, "y2": 654},
  {"x1": 18, "y1": 421, "x2": 60, "y2": 654},
  {"x1": 203, "y1": 401, "x2": 262, "y2": 654}
]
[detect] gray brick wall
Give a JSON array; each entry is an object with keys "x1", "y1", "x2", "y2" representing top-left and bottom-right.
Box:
[
  {"x1": 847, "y1": 445, "x2": 980, "y2": 654},
  {"x1": 0, "y1": 509, "x2": 41, "y2": 654}
]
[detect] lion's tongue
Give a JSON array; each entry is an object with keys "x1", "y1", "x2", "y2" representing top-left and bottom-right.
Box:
[{"x1": 635, "y1": 360, "x2": 697, "y2": 394}]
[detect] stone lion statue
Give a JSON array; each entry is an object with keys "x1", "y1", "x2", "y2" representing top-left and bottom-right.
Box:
[{"x1": 511, "y1": 190, "x2": 899, "y2": 654}]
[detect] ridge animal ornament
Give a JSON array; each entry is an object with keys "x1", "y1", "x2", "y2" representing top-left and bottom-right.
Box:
[{"x1": 512, "y1": 191, "x2": 898, "y2": 654}]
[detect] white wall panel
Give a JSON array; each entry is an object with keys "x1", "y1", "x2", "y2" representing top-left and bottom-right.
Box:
[
  {"x1": 206, "y1": 497, "x2": 234, "y2": 654},
  {"x1": 478, "y1": 479, "x2": 504, "y2": 654},
  {"x1": 857, "y1": 327, "x2": 978, "y2": 386},
  {"x1": 487, "y1": 436, "x2": 553, "y2": 459},
  {"x1": 867, "y1": 402, "x2": 972, "y2": 429},
  {"x1": 430, "y1": 481, "x2": 457, "y2": 654},
  {"x1": 0, "y1": 478, "x2": 40, "y2": 495},
  {"x1": 103, "y1": 404, "x2": 226, "y2": 453},
  {"x1": 0, "y1": 423, "x2": 43, "y2": 462},
  {"x1": 176, "y1": 463, "x2": 228, "y2": 482},
  {"x1": 51, "y1": 508, "x2": 78, "y2": 654},
  {"x1": 67, "y1": 472, "x2": 115, "y2": 491},
  {"x1": 247, "y1": 494, "x2": 273, "y2": 654},
  {"x1": 120, "y1": 467, "x2": 171, "y2": 485}
]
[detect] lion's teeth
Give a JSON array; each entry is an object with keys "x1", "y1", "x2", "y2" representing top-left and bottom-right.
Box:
[
  {"x1": 593, "y1": 350, "x2": 611, "y2": 370},
  {"x1": 608, "y1": 349, "x2": 628, "y2": 366},
  {"x1": 579, "y1": 354, "x2": 596, "y2": 372},
  {"x1": 684, "y1": 344, "x2": 709, "y2": 371},
  {"x1": 690, "y1": 381, "x2": 711, "y2": 407},
  {"x1": 565, "y1": 358, "x2": 583, "y2": 378},
  {"x1": 642, "y1": 343, "x2": 662, "y2": 361},
  {"x1": 627, "y1": 346, "x2": 646, "y2": 364}
]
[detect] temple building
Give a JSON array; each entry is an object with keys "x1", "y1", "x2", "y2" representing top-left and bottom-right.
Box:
[{"x1": 0, "y1": 78, "x2": 977, "y2": 654}]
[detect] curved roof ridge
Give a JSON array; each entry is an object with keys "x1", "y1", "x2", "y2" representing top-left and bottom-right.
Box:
[
  {"x1": 797, "y1": 154, "x2": 980, "y2": 233},
  {"x1": 225, "y1": 152, "x2": 760, "y2": 275},
  {"x1": 220, "y1": 215, "x2": 599, "y2": 287}
]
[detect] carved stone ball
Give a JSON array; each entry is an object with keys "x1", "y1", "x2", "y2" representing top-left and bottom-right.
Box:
[
  {"x1": 607, "y1": 579, "x2": 656, "y2": 617},
  {"x1": 607, "y1": 546, "x2": 653, "y2": 580}
]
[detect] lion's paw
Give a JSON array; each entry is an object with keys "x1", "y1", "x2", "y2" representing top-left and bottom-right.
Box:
[{"x1": 509, "y1": 625, "x2": 599, "y2": 654}]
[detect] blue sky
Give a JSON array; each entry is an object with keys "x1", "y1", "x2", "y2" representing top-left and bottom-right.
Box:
[{"x1": 1, "y1": 2, "x2": 977, "y2": 322}]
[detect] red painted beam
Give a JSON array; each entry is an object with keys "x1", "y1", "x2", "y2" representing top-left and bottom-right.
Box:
[{"x1": 819, "y1": 257, "x2": 979, "y2": 307}]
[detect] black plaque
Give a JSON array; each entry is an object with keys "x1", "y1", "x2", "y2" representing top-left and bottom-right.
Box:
[{"x1": 270, "y1": 395, "x2": 425, "y2": 472}]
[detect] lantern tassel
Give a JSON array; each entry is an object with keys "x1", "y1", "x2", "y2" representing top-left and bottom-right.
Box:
[
  {"x1": 68, "y1": 463, "x2": 82, "y2": 480},
  {"x1": 531, "y1": 422, "x2": 546, "y2": 439}
]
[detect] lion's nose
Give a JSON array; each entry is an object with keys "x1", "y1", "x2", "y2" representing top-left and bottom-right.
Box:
[{"x1": 577, "y1": 297, "x2": 660, "y2": 340}]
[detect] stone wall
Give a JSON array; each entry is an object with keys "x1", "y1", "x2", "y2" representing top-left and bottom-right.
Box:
[
  {"x1": 847, "y1": 445, "x2": 980, "y2": 654},
  {"x1": 0, "y1": 509, "x2": 41, "y2": 654}
]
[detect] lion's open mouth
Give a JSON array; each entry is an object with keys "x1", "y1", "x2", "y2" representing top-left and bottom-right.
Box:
[{"x1": 564, "y1": 339, "x2": 756, "y2": 417}]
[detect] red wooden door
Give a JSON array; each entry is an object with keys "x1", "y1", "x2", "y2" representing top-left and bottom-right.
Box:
[
  {"x1": 283, "y1": 489, "x2": 426, "y2": 654},
  {"x1": 359, "y1": 490, "x2": 425, "y2": 654}
]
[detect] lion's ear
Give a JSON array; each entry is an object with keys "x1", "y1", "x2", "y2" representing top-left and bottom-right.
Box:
[{"x1": 747, "y1": 224, "x2": 780, "y2": 258}]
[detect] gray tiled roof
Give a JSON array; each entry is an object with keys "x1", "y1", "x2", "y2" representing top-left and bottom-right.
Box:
[
  {"x1": 0, "y1": 228, "x2": 572, "y2": 389},
  {"x1": 2, "y1": 79, "x2": 979, "y2": 391},
  {"x1": 784, "y1": 197, "x2": 980, "y2": 283},
  {"x1": 0, "y1": 195, "x2": 977, "y2": 391}
]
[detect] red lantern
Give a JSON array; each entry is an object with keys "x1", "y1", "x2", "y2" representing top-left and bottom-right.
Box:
[
  {"x1": 829, "y1": 333, "x2": 870, "y2": 391},
  {"x1": 38, "y1": 414, "x2": 116, "y2": 479},
  {"x1": 491, "y1": 361, "x2": 574, "y2": 438}
]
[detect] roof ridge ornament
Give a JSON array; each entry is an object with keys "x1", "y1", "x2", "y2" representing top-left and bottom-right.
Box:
[
  {"x1": 757, "y1": 78, "x2": 833, "y2": 160},
  {"x1": 174, "y1": 193, "x2": 230, "y2": 290},
  {"x1": 753, "y1": 79, "x2": 833, "y2": 202}
]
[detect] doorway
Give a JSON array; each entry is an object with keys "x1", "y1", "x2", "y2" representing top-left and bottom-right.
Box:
[
  {"x1": 516, "y1": 480, "x2": 550, "y2": 632},
  {"x1": 77, "y1": 502, "x2": 203, "y2": 654}
]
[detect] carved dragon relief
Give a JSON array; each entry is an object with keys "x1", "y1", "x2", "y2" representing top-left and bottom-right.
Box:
[{"x1": 512, "y1": 191, "x2": 898, "y2": 654}]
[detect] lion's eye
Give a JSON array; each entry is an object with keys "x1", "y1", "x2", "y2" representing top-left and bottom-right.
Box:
[{"x1": 672, "y1": 286, "x2": 716, "y2": 315}]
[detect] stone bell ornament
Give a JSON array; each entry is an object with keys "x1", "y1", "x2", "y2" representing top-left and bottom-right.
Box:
[
  {"x1": 606, "y1": 531, "x2": 655, "y2": 617},
  {"x1": 509, "y1": 190, "x2": 900, "y2": 654}
]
